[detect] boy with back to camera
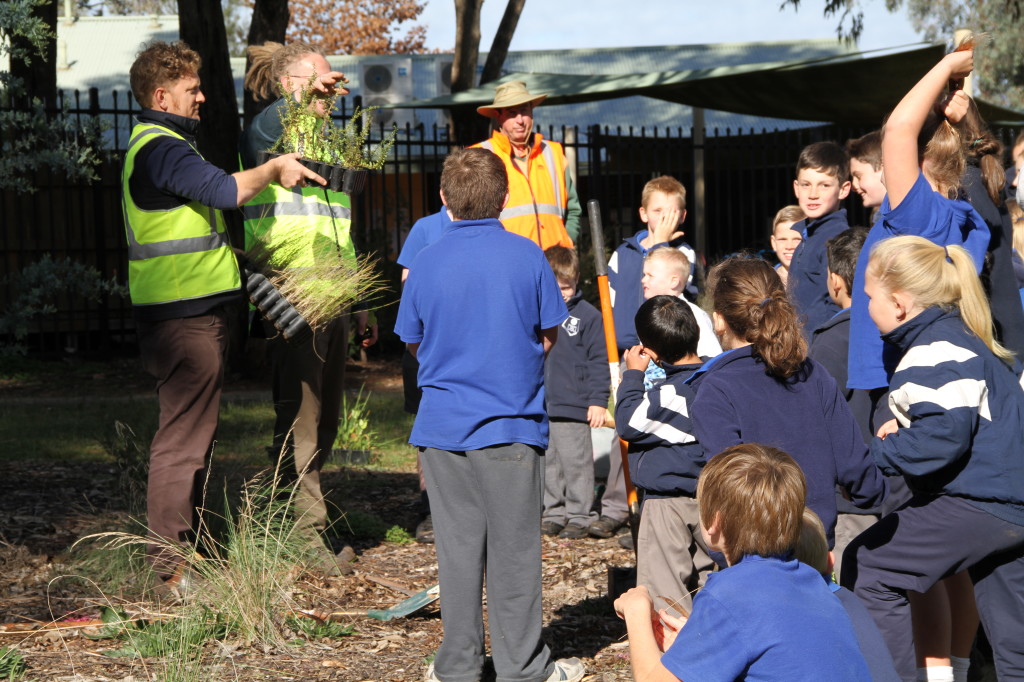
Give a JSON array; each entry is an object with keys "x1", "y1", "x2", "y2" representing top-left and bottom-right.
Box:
[
  {"x1": 615, "y1": 295, "x2": 713, "y2": 619},
  {"x1": 594, "y1": 176, "x2": 698, "y2": 540},
  {"x1": 794, "y1": 508, "x2": 901, "y2": 682},
  {"x1": 541, "y1": 245, "x2": 610, "y2": 539},
  {"x1": 787, "y1": 141, "x2": 853, "y2": 337},
  {"x1": 808, "y1": 227, "x2": 880, "y2": 581},
  {"x1": 614, "y1": 443, "x2": 872, "y2": 682},
  {"x1": 847, "y1": 131, "x2": 886, "y2": 216}
]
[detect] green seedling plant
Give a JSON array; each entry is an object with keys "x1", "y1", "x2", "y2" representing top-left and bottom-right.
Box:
[
  {"x1": 0, "y1": 647, "x2": 26, "y2": 681},
  {"x1": 335, "y1": 387, "x2": 375, "y2": 452},
  {"x1": 384, "y1": 525, "x2": 413, "y2": 544},
  {"x1": 271, "y1": 73, "x2": 397, "y2": 170},
  {"x1": 285, "y1": 614, "x2": 355, "y2": 641}
]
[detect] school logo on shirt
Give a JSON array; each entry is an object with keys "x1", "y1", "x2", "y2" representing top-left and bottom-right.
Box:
[{"x1": 562, "y1": 315, "x2": 580, "y2": 336}]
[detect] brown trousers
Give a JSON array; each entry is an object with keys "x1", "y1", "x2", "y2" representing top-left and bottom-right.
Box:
[
  {"x1": 267, "y1": 316, "x2": 349, "y2": 536},
  {"x1": 138, "y1": 311, "x2": 227, "y2": 578}
]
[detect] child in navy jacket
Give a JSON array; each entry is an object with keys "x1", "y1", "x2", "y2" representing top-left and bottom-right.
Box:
[
  {"x1": 615, "y1": 295, "x2": 710, "y2": 617},
  {"x1": 842, "y1": 236, "x2": 1024, "y2": 681},
  {"x1": 541, "y1": 246, "x2": 610, "y2": 539},
  {"x1": 689, "y1": 257, "x2": 887, "y2": 548}
]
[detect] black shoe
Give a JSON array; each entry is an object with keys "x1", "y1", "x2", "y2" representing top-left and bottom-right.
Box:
[
  {"x1": 558, "y1": 523, "x2": 589, "y2": 539},
  {"x1": 587, "y1": 515, "x2": 625, "y2": 539},
  {"x1": 415, "y1": 515, "x2": 435, "y2": 544},
  {"x1": 618, "y1": 534, "x2": 634, "y2": 550},
  {"x1": 541, "y1": 521, "x2": 565, "y2": 536}
]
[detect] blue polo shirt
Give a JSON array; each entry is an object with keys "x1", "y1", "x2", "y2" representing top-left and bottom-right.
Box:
[
  {"x1": 397, "y1": 207, "x2": 451, "y2": 269},
  {"x1": 394, "y1": 217, "x2": 568, "y2": 451},
  {"x1": 847, "y1": 172, "x2": 989, "y2": 390}
]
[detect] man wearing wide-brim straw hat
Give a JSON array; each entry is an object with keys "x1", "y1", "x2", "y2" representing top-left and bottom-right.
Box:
[{"x1": 472, "y1": 80, "x2": 581, "y2": 250}]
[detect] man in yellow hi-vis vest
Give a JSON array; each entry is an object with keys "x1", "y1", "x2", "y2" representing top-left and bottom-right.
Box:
[
  {"x1": 472, "y1": 81, "x2": 582, "y2": 250},
  {"x1": 123, "y1": 41, "x2": 321, "y2": 589}
]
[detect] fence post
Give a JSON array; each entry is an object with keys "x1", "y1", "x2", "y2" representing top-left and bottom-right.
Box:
[{"x1": 692, "y1": 107, "x2": 706, "y2": 257}]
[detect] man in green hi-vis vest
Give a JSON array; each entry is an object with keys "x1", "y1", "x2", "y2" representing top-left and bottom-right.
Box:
[
  {"x1": 239, "y1": 41, "x2": 373, "y2": 575},
  {"x1": 123, "y1": 41, "x2": 322, "y2": 589}
]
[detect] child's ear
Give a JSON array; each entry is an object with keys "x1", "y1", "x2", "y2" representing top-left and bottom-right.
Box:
[
  {"x1": 679, "y1": 208, "x2": 688, "y2": 225},
  {"x1": 838, "y1": 180, "x2": 852, "y2": 200},
  {"x1": 827, "y1": 550, "x2": 836, "y2": 576},
  {"x1": 638, "y1": 205, "x2": 649, "y2": 224},
  {"x1": 792, "y1": 179, "x2": 800, "y2": 199},
  {"x1": 827, "y1": 271, "x2": 844, "y2": 299},
  {"x1": 642, "y1": 345, "x2": 660, "y2": 364}
]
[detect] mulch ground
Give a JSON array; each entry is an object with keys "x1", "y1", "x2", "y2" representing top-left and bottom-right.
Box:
[{"x1": 0, "y1": 356, "x2": 636, "y2": 681}]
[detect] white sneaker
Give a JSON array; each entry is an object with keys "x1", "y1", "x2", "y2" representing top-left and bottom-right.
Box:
[
  {"x1": 423, "y1": 661, "x2": 480, "y2": 682},
  {"x1": 545, "y1": 657, "x2": 585, "y2": 682}
]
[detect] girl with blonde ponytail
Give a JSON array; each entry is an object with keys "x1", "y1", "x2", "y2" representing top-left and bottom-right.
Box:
[
  {"x1": 689, "y1": 256, "x2": 887, "y2": 552},
  {"x1": 843, "y1": 234, "x2": 1024, "y2": 682}
]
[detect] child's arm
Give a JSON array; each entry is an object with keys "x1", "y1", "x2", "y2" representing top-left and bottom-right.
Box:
[
  {"x1": 582, "y1": 306, "x2": 611, "y2": 428},
  {"x1": 883, "y1": 50, "x2": 974, "y2": 208},
  {"x1": 825, "y1": 381, "x2": 888, "y2": 508},
  {"x1": 614, "y1": 587, "x2": 684, "y2": 682},
  {"x1": 615, "y1": 356, "x2": 697, "y2": 447}
]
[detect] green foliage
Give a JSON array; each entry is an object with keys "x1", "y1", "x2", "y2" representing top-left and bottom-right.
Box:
[
  {"x1": 0, "y1": 254, "x2": 127, "y2": 353},
  {"x1": 100, "y1": 421, "x2": 150, "y2": 516},
  {"x1": 270, "y1": 76, "x2": 398, "y2": 170},
  {"x1": 781, "y1": 0, "x2": 1024, "y2": 109},
  {"x1": 0, "y1": 647, "x2": 26, "y2": 681},
  {"x1": 335, "y1": 387, "x2": 376, "y2": 451},
  {"x1": 384, "y1": 524, "x2": 413, "y2": 544},
  {"x1": 285, "y1": 614, "x2": 355, "y2": 640},
  {"x1": 0, "y1": 1, "x2": 107, "y2": 192}
]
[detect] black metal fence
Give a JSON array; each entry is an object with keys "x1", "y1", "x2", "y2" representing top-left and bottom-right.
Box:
[{"x1": 3, "y1": 89, "x2": 1018, "y2": 356}]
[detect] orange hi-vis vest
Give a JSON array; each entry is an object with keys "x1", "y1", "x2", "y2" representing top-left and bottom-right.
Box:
[{"x1": 473, "y1": 131, "x2": 574, "y2": 250}]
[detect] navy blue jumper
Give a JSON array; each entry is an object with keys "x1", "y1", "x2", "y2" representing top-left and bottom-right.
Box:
[
  {"x1": 544, "y1": 290, "x2": 610, "y2": 422},
  {"x1": 615, "y1": 362, "x2": 704, "y2": 499},
  {"x1": 688, "y1": 346, "x2": 887, "y2": 546},
  {"x1": 787, "y1": 209, "x2": 849, "y2": 337}
]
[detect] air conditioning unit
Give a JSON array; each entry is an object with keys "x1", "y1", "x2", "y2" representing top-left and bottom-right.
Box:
[{"x1": 360, "y1": 58, "x2": 416, "y2": 131}]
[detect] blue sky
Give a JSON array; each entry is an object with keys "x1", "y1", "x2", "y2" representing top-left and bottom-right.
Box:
[{"x1": 415, "y1": 0, "x2": 923, "y2": 53}]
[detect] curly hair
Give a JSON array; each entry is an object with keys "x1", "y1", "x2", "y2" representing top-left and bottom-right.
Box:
[
  {"x1": 706, "y1": 256, "x2": 807, "y2": 378},
  {"x1": 129, "y1": 41, "x2": 201, "y2": 108}
]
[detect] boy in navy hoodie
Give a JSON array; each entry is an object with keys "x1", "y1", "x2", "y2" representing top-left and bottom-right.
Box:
[
  {"x1": 541, "y1": 246, "x2": 610, "y2": 539},
  {"x1": 615, "y1": 295, "x2": 710, "y2": 617},
  {"x1": 787, "y1": 141, "x2": 853, "y2": 337},
  {"x1": 809, "y1": 227, "x2": 880, "y2": 582}
]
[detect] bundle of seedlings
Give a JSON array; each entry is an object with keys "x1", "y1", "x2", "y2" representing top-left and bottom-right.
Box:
[
  {"x1": 244, "y1": 239, "x2": 383, "y2": 337},
  {"x1": 256, "y1": 73, "x2": 398, "y2": 195}
]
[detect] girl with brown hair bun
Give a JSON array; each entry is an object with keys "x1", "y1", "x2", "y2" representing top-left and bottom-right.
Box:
[{"x1": 689, "y1": 256, "x2": 887, "y2": 553}]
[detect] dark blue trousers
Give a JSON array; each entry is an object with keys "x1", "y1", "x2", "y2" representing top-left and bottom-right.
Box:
[{"x1": 841, "y1": 494, "x2": 1024, "y2": 681}]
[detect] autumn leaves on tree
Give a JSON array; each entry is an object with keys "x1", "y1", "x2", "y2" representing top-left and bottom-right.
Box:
[{"x1": 287, "y1": 0, "x2": 428, "y2": 55}]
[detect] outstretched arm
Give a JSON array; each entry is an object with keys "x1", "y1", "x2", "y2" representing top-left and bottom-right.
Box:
[
  {"x1": 233, "y1": 153, "x2": 326, "y2": 205},
  {"x1": 882, "y1": 50, "x2": 973, "y2": 208}
]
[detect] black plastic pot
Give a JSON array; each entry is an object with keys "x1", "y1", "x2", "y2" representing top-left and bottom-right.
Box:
[{"x1": 255, "y1": 151, "x2": 369, "y2": 196}]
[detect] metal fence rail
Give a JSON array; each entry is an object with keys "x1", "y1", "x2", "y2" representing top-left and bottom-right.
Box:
[{"x1": 3, "y1": 89, "x2": 1016, "y2": 355}]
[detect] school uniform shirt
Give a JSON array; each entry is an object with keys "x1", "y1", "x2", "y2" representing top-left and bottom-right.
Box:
[
  {"x1": 662, "y1": 555, "x2": 872, "y2": 682},
  {"x1": 395, "y1": 217, "x2": 568, "y2": 451},
  {"x1": 544, "y1": 290, "x2": 610, "y2": 422},
  {"x1": 874, "y1": 306, "x2": 1024, "y2": 526},
  {"x1": 787, "y1": 209, "x2": 849, "y2": 337},
  {"x1": 689, "y1": 346, "x2": 887, "y2": 545},
  {"x1": 615, "y1": 362, "x2": 704, "y2": 498},
  {"x1": 810, "y1": 308, "x2": 872, "y2": 444},
  {"x1": 397, "y1": 207, "x2": 450, "y2": 269},
  {"x1": 848, "y1": 172, "x2": 990, "y2": 390}
]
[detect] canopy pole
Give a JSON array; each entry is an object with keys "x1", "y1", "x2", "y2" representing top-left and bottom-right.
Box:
[{"x1": 692, "y1": 107, "x2": 706, "y2": 257}]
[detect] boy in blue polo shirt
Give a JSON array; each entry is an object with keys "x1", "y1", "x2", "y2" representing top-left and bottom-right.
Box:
[
  {"x1": 395, "y1": 148, "x2": 583, "y2": 682},
  {"x1": 787, "y1": 141, "x2": 852, "y2": 337},
  {"x1": 614, "y1": 444, "x2": 871, "y2": 682}
]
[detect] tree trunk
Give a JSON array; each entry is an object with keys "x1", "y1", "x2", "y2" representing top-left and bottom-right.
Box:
[
  {"x1": 9, "y1": 0, "x2": 58, "y2": 108},
  {"x1": 177, "y1": 0, "x2": 239, "y2": 174},
  {"x1": 479, "y1": 0, "x2": 524, "y2": 85},
  {"x1": 243, "y1": 0, "x2": 289, "y2": 126},
  {"x1": 449, "y1": 0, "x2": 483, "y2": 142}
]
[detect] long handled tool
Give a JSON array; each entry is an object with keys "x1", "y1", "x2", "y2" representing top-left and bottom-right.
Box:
[{"x1": 588, "y1": 199, "x2": 641, "y2": 555}]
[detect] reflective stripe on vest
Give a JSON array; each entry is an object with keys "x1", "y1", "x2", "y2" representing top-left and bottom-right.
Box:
[
  {"x1": 243, "y1": 182, "x2": 355, "y2": 267},
  {"x1": 122, "y1": 123, "x2": 240, "y2": 306},
  {"x1": 477, "y1": 135, "x2": 572, "y2": 249}
]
